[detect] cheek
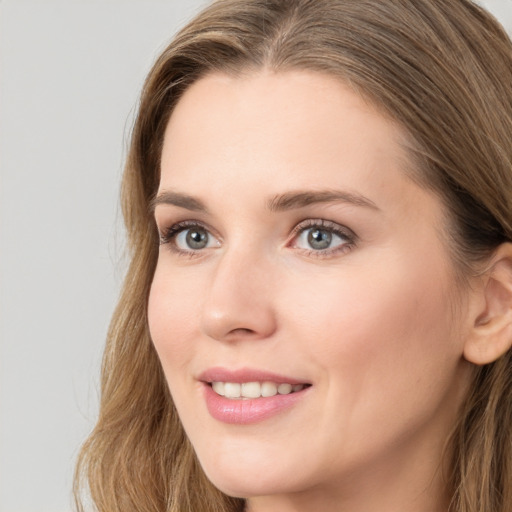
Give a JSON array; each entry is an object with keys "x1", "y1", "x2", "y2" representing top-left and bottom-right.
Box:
[
  {"x1": 287, "y1": 254, "x2": 462, "y2": 412},
  {"x1": 281, "y1": 265, "x2": 463, "y2": 474},
  {"x1": 291, "y1": 260, "x2": 454, "y2": 354},
  {"x1": 147, "y1": 264, "x2": 200, "y2": 376}
]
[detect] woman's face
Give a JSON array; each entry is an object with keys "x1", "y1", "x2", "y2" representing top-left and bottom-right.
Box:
[{"x1": 149, "y1": 71, "x2": 474, "y2": 510}]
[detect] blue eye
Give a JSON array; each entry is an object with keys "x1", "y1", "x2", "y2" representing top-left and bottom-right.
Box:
[
  {"x1": 176, "y1": 226, "x2": 210, "y2": 250},
  {"x1": 292, "y1": 220, "x2": 355, "y2": 254},
  {"x1": 160, "y1": 222, "x2": 220, "y2": 252}
]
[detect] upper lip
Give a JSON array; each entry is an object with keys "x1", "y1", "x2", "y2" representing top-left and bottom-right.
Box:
[{"x1": 198, "y1": 367, "x2": 310, "y2": 385}]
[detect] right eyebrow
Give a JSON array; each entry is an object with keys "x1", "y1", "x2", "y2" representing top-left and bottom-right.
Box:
[
  {"x1": 267, "y1": 189, "x2": 380, "y2": 212},
  {"x1": 149, "y1": 191, "x2": 209, "y2": 214}
]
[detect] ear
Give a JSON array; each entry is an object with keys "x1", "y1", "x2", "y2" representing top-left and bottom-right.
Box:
[{"x1": 464, "y1": 243, "x2": 512, "y2": 365}]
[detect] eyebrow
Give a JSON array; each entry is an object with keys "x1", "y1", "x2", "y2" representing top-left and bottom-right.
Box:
[
  {"x1": 150, "y1": 188, "x2": 379, "y2": 214},
  {"x1": 150, "y1": 191, "x2": 208, "y2": 213},
  {"x1": 267, "y1": 189, "x2": 379, "y2": 212}
]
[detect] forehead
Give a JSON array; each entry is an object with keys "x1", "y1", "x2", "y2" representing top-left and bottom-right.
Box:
[{"x1": 161, "y1": 70, "x2": 415, "y2": 191}]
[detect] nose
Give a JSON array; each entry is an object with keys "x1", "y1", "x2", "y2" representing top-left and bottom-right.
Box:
[{"x1": 200, "y1": 248, "x2": 277, "y2": 342}]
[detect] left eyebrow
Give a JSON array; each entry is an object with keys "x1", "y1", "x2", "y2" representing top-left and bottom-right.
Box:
[
  {"x1": 149, "y1": 191, "x2": 209, "y2": 213},
  {"x1": 267, "y1": 189, "x2": 379, "y2": 212}
]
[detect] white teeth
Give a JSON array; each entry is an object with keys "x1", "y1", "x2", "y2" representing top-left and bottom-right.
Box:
[
  {"x1": 211, "y1": 381, "x2": 306, "y2": 399},
  {"x1": 277, "y1": 383, "x2": 292, "y2": 395},
  {"x1": 212, "y1": 381, "x2": 225, "y2": 396},
  {"x1": 261, "y1": 381, "x2": 278, "y2": 397},
  {"x1": 241, "y1": 382, "x2": 261, "y2": 398},
  {"x1": 224, "y1": 382, "x2": 241, "y2": 398}
]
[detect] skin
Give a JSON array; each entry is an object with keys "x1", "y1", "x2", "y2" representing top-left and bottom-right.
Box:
[{"x1": 148, "y1": 70, "x2": 477, "y2": 512}]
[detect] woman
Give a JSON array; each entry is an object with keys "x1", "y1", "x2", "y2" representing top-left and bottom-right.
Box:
[{"x1": 74, "y1": 1, "x2": 512, "y2": 511}]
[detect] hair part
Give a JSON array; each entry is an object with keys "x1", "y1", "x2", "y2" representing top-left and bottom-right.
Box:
[{"x1": 75, "y1": 1, "x2": 512, "y2": 511}]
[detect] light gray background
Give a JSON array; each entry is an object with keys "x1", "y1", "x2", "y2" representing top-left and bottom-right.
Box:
[{"x1": 0, "y1": 1, "x2": 510, "y2": 511}]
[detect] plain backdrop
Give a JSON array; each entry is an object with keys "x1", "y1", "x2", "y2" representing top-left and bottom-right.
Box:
[{"x1": 0, "y1": 1, "x2": 510, "y2": 511}]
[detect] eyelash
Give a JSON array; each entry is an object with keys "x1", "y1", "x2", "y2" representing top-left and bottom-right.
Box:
[
  {"x1": 158, "y1": 219, "x2": 357, "y2": 258},
  {"x1": 289, "y1": 219, "x2": 357, "y2": 257},
  {"x1": 159, "y1": 220, "x2": 214, "y2": 257}
]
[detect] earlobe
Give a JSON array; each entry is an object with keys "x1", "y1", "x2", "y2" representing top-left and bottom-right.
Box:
[{"x1": 464, "y1": 243, "x2": 512, "y2": 365}]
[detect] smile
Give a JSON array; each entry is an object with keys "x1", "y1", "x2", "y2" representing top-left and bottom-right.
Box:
[
  {"x1": 211, "y1": 381, "x2": 308, "y2": 399},
  {"x1": 199, "y1": 369, "x2": 312, "y2": 424}
]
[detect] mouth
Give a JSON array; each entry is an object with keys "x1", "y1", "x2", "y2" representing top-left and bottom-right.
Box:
[
  {"x1": 209, "y1": 381, "x2": 310, "y2": 399},
  {"x1": 199, "y1": 368, "x2": 312, "y2": 424}
]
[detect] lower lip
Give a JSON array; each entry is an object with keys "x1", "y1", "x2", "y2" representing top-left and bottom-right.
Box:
[{"x1": 203, "y1": 384, "x2": 309, "y2": 424}]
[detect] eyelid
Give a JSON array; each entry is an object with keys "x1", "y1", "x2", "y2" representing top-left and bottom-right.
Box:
[
  {"x1": 288, "y1": 218, "x2": 357, "y2": 256},
  {"x1": 158, "y1": 220, "x2": 221, "y2": 254},
  {"x1": 290, "y1": 218, "x2": 355, "y2": 237}
]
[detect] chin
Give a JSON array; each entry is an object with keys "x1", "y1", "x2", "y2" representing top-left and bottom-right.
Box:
[{"x1": 198, "y1": 451, "x2": 306, "y2": 499}]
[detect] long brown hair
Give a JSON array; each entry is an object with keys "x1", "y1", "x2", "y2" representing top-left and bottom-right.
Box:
[{"x1": 74, "y1": 1, "x2": 512, "y2": 511}]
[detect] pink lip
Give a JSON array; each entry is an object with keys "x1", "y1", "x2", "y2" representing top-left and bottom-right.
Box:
[
  {"x1": 198, "y1": 367, "x2": 310, "y2": 385},
  {"x1": 198, "y1": 367, "x2": 311, "y2": 425}
]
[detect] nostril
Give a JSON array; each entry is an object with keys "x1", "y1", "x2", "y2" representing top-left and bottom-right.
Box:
[{"x1": 231, "y1": 328, "x2": 255, "y2": 335}]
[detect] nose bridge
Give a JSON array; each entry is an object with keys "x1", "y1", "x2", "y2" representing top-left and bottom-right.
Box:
[{"x1": 200, "y1": 241, "x2": 276, "y2": 341}]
